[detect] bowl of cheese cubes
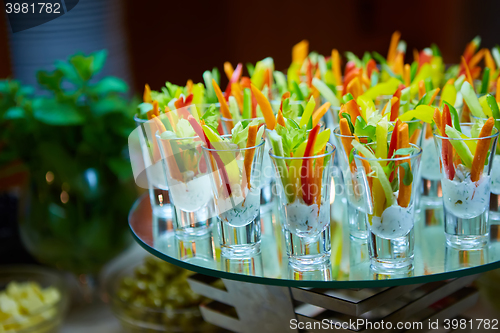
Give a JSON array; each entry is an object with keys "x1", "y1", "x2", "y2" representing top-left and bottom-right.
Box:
[{"x1": 0, "y1": 265, "x2": 69, "y2": 333}]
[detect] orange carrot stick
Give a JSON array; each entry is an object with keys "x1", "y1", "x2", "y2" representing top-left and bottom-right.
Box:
[
  {"x1": 496, "y1": 76, "x2": 500, "y2": 103},
  {"x1": 418, "y1": 80, "x2": 426, "y2": 99},
  {"x1": 251, "y1": 83, "x2": 276, "y2": 130},
  {"x1": 277, "y1": 109, "x2": 286, "y2": 127},
  {"x1": 471, "y1": 117, "x2": 495, "y2": 182},
  {"x1": 331, "y1": 49, "x2": 342, "y2": 86},
  {"x1": 461, "y1": 56, "x2": 474, "y2": 85},
  {"x1": 427, "y1": 88, "x2": 440, "y2": 106},
  {"x1": 433, "y1": 107, "x2": 442, "y2": 134},
  {"x1": 312, "y1": 102, "x2": 331, "y2": 127},
  {"x1": 231, "y1": 83, "x2": 244, "y2": 111},
  {"x1": 242, "y1": 125, "x2": 258, "y2": 189},
  {"x1": 150, "y1": 115, "x2": 167, "y2": 164},
  {"x1": 403, "y1": 64, "x2": 411, "y2": 86},
  {"x1": 397, "y1": 123, "x2": 411, "y2": 208},
  {"x1": 387, "y1": 31, "x2": 401, "y2": 64},
  {"x1": 186, "y1": 79, "x2": 193, "y2": 94},
  {"x1": 212, "y1": 79, "x2": 232, "y2": 120}
]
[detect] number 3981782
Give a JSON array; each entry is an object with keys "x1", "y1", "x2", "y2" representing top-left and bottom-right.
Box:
[{"x1": 5, "y1": 3, "x2": 61, "y2": 14}]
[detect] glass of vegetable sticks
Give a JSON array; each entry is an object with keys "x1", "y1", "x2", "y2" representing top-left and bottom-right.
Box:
[
  {"x1": 333, "y1": 127, "x2": 369, "y2": 239},
  {"x1": 133, "y1": 114, "x2": 173, "y2": 219},
  {"x1": 202, "y1": 136, "x2": 266, "y2": 257},
  {"x1": 269, "y1": 137, "x2": 336, "y2": 267},
  {"x1": 353, "y1": 128, "x2": 423, "y2": 271},
  {"x1": 471, "y1": 114, "x2": 500, "y2": 223},
  {"x1": 434, "y1": 120, "x2": 499, "y2": 249},
  {"x1": 156, "y1": 131, "x2": 215, "y2": 238}
]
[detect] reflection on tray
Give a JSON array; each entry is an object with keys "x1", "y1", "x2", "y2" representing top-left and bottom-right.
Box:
[{"x1": 129, "y1": 195, "x2": 500, "y2": 285}]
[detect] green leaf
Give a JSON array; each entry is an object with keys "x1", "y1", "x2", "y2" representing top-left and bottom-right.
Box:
[
  {"x1": 354, "y1": 116, "x2": 376, "y2": 140},
  {"x1": 393, "y1": 147, "x2": 417, "y2": 156},
  {"x1": 37, "y1": 70, "x2": 64, "y2": 91},
  {"x1": 137, "y1": 102, "x2": 153, "y2": 115},
  {"x1": 201, "y1": 104, "x2": 219, "y2": 129},
  {"x1": 91, "y1": 50, "x2": 107, "y2": 75},
  {"x1": 33, "y1": 99, "x2": 84, "y2": 125},
  {"x1": 3, "y1": 107, "x2": 25, "y2": 119},
  {"x1": 91, "y1": 97, "x2": 129, "y2": 116},
  {"x1": 69, "y1": 53, "x2": 94, "y2": 81},
  {"x1": 107, "y1": 157, "x2": 132, "y2": 181},
  {"x1": 341, "y1": 112, "x2": 355, "y2": 134},
  {"x1": 54, "y1": 60, "x2": 81, "y2": 83},
  {"x1": 92, "y1": 76, "x2": 128, "y2": 95},
  {"x1": 399, "y1": 162, "x2": 413, "y2": 186}
]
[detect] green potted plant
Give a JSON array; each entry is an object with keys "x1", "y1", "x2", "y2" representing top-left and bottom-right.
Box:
[{"x1": 0, "y1": 50, "x2": 138, "y2": 276}]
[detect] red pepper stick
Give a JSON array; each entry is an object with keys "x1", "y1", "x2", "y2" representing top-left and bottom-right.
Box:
[
  {"x1": 301, "y1": 125, "x2": 320, "y2": 205},
  {"x1": 366, "y1": 59, "x2": 379, "y2": 79},
  {"x1": 224, "y1": 63, "x2": 243, "y2": 101},
  {"x1": 441, "y1": 104, "x2": 455, "y2": 180},
  {"x1": 187, "y1": 116, "x2": 232, "y2": 197},
  {"x1": 390, "y1": 84, "x2": 405, "y2": 121},
  {"x1": 306, "y1": 58, "x2": 313, "y2": 87},
  {"x1": 388, "y1": 119, "x2": 400, "y2": 182}
]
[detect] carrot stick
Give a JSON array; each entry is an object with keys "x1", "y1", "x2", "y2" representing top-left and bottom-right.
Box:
[
  {"x1": 224, "y1": 62, "x2": 234, "y2": 80},
  {"x1": 186, "y1": 79, "x2": 193, "y2": 94},
  {"x1": 147, "y1": 100, "x2": 160, "y2": 119},
  {"x1": 242, "y1": 125, "x2": 258, "y2": 189},
  {"x1": 471, "y1": 117, "x2": 495, "y2": 182},
  {"x1": 312, "y1": 102, "x2": 331, "y2": 127},
  {"x1": 427, "y1": 88, "x2": 440, "y2": 106},
  {"x1": 387, "y1": 31, "x2": 401, "y2": 64},
  {"x1": 251, "y1": 83, "x2": 276, "y2": 130},
  {"x1": 150, "y1": 115, "x2": 167, "y2": 164},
  {"x1": 413, "y1": 49, "x2": 420, "y2": 67},
  {"x1": 331, "y1": 49, "x2": 342, "y2": 87},
  {"x1": 344, "y1": 99, "x2": 361, "y2": 123},
  {"x1": 212, "y1": 79, "x2": 232, "y2": 120},
  {"x1": 403, "y1": 64, "x2": 411, "y2": 86},
  {"x1": 143, "y1": 84, "x2": 152, "y2": 103},
  {"x1": 469, "y1": 48, "x2": 485, "y2": 69},
  {"x1": 397, "y1": 123, "x2": 411, "y2": 208},
  {"x1": 231, "y1": 83, "x2": 244, "y2": 111},
  {"x1": 301, "y1": 125, "x2": 320, "y2": 205},
  {"x1": 496, "y1": 76, "x2": 500, "y2": 103},
  {"x1": 461, "y1": 56, "x2": 474, "y2": 85},
  {"x1": 441, "y1": 104, "x2": 455, "y2": 180},
  {"x1": 277, "y1": 109, "x2": 286, "y2": 127},
  {"x1": 418, "y1": 80, "x2": 426, "y2": 99}
]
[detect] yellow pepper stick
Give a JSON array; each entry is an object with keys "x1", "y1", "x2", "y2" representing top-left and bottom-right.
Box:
[
  {"x1": 403, "y1": 64, "x2": 411, "y2": 86},
  {"x1": 143, "y1": 84, "x2": 152, "y2": 103},
  {"x1": 418, "y1": 80, "x2": 426, "y2": 100},
  {"x1": 372, "y1": 178, "x2": 386, "y2": 218},
  {"x1": 331, "y1": 49, "x2": 342, "y2": 87},
  {"x1": 292, "y1": 40, "x2": 309, "y2": 64},
  {"x1": 251, "y1": 83, "x2": 276, "y2": 130},
  {"x1": 397, "y1": 123, "x2": 411, "y2": 208},
  {"x1": 387, "y1": 31, "x2": 401, "y2": 64},
  {"x1": 224, "y1": 62, "x2": 234, "y2": 80},
  {"x1": 471, "y1": 117, "x2": 495, "y2": 182},
  {"x1": 382, "y1": 97, "x2": 398, "y2": 116},
  {"x1": 461, "y1": 56, "x2": 474, "y2": 85},
  {"x1": 312, "y1": 102, "x2": 331, "y2": 127}
]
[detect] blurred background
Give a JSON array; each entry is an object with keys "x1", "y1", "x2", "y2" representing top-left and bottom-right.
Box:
[{"x1": 2, "y1": 0, "x2": 500, "y2": 331}]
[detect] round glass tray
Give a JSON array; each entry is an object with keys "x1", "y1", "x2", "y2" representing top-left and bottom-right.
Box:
[{"x1": 130, "y1": 194, "x2": 500, "y2": 288}]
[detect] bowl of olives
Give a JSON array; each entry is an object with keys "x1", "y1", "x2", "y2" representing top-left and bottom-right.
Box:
[{"x1": 106, "y1": 255, "x2": 218, "y2": 333}]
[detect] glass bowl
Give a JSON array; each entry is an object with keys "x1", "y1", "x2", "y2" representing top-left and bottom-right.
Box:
[
  {"x1": 0, "y1": 265, "x2": 69, "y2": 333},
  {"x1": 106, "y1": 256, "x2": 218, "y2": 333}
]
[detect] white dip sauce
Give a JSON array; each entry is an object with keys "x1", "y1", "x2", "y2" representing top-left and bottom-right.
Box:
[
  {"x1": 441, "y1": 165, "x2": 490, "y2": 219},
  {"x1": 218, "y1": 187, "x2": 260, "y2": 227},
  {"x1": 420, "y1": 137, "x2": 441, "y2": 180},
  {"x1": 491, "y1": 155, "x2": 500, "y2": 195},
  {"x1": 283, "y1": 199, "x2": 330, "y2": 236},
  {"x1": 370, "y1": 204, "x2": 414, "y2": 239},
  {"x1": 168, "y1": 173, "x2": 212, "y2": 212}
]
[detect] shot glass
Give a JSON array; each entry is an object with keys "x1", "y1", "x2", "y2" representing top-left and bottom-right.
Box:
[
  {"x1": 419, "y1": 122, "x2": 443, "y2": 205},
  {"x1": 471, "y1": 116, "x2": 500, "y2": 223},
  {"x1": 333, "y1": 127, "x2": 369, "y2": 239},
  {"x1": 156, "y1": 130, "x2": 215, "y2": 238},
  {"x1": 434, "y1": 123, "x2": 499, "y2": 249},
  {"x1": 134, "y1": 115, "x2": 173, "y2": 218},
  {"x1": 202, "y1": 136, "x2": 265, "y2": 257},
  {"x1": 354, "y1": 142, "x2": 423, "y2": 271},
  {"x1": 269, "y1": 143, "x2": 336, "y2": 267}
]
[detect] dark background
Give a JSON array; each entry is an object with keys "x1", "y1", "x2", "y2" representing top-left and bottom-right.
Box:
[{"x1": 1, "y1": 0, "x2": 500, "y2": 264}]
